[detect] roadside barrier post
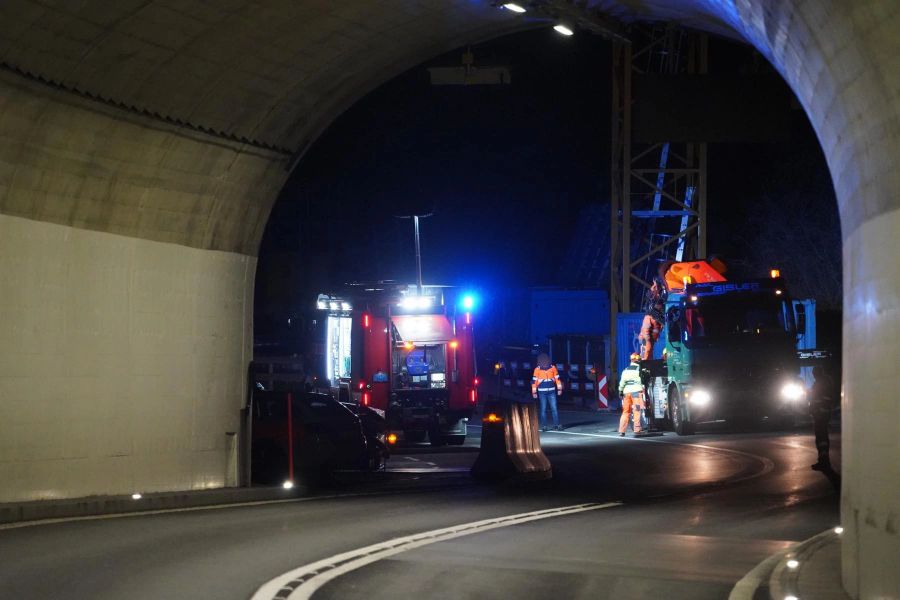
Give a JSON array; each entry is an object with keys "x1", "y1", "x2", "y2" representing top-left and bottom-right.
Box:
[{"x1": 471, "y1": 396, "x2": 552, "y2": 481}]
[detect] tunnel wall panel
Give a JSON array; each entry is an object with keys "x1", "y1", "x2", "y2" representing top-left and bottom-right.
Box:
[
  {"x1": 0, "y1": 73, "x2": 288, "y2": 255},
  {"x1": 0, "y1": 213, "x2": 254, "y2": 502},
  {"x1": 840, "y1": 207, "x2": 900, "y2": 598}
]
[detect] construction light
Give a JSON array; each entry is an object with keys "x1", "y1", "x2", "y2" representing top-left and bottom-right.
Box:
[
  {"x1": 386, "y1": 433, "x2": 399, "y2": 445},
  {"x1": 282, "y1": 480, "x2": 294, "y2": 490},
  {"x1": 770, "y1": 269, "x2": 781, "y2": 279},
  {"x1": 502, "y1": 3, "x2": 526, "y2": 13},
  {"x1": 553, "y1": 24, "x2": 574, "y2": 36},
  {"x1": 484, "y1": 412, "x2": 503, "y2": 423}
]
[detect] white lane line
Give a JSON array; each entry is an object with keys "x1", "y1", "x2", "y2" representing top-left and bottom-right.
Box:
[
  {"x1": 0, "y1": 489, "x2": 424, "y2": 532},
  {"x1": 251, "y1": 502, "x2": 621, "y2": 600}
]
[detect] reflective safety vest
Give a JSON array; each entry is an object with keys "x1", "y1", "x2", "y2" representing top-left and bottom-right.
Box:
[
  {"x1": 618, "y1": 363, "x2": 643, "y2": 395},
  {"x1": 532, "y1": 365, "x2": 562, "y2": 394}
]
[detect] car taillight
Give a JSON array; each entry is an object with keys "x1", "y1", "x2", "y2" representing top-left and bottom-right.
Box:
[
  {"x1": 470, "y1": 388, "x2": 477, "y2": 404},
  {"x1": 362, "y1": 392, "x2": 370, "y2": 406}
]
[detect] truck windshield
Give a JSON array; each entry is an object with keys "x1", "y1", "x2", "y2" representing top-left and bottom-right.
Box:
[
  {"x1": 392, "y1": 344, "x2": 447, "y2": 389},
  {"x1": 685, "y1": 298, "x2": 793, "y2": 339}
]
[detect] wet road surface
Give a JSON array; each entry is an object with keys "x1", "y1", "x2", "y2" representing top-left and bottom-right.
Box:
[{"x1": 0, "y1": 420, "x2": 840, "y2": 599}]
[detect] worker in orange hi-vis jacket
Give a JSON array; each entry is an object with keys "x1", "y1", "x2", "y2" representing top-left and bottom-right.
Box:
[
  {"x1": 640, "y1": 262, "x2": 672, "y2": 360},
  {"x1": 532, "y1": 353, "x2": 563, "y2": 431},
  {"x1": 618, "y1": 353, "x2": 645, "y2": 436}
]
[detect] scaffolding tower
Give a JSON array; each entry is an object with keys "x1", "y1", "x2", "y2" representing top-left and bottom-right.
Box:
[{"x1": 609, "y1": 25, "x2": 709, "y2": 383}]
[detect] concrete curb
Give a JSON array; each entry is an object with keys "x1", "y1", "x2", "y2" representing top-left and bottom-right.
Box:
[
  {"x1": 0, "y1": 486, "x2": 304, "y2": 526},
  {"x1": 730, "y1": 528, "x2": 849, "y2": 600}
]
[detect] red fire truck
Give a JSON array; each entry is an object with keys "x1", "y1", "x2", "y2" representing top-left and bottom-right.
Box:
[{"x1": 315, "y1": 284, "x2": 478, "y2": 446}]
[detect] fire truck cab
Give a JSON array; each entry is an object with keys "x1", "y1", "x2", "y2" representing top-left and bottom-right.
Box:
[{"x1": 316, "y1": 284, "x2": 478, "y2": 446}]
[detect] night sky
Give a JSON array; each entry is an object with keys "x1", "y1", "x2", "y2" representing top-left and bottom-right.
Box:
[{"x1": 255, "y1": 28, "x2": 840, "y2": 340}]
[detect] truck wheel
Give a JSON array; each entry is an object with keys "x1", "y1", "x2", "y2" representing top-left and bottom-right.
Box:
[
  {"x1": 670, "y1": 389, "x2": 695, "y2": 436},
  {"x1": 445, "y1": 435, "x2": 467, "y2": 446}
]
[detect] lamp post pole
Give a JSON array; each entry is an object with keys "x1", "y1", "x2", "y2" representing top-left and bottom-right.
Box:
[{"x1": 413, "y1": 215, "x2": 423, "y2": 294}]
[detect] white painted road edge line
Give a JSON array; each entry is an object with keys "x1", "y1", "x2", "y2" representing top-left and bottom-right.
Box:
[
  {"x1": 0, "y1": 490, "x2": 411, "y2": 532},
  {"x1": 251, "y1": 501, "x2": 622, "y2": 600}
]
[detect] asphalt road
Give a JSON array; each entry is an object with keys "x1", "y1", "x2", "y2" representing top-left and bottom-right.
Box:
[{"x1": 0, "y1": 418, "x2": 840, "y2": 600}]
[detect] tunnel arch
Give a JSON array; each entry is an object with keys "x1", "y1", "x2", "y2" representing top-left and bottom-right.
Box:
[{"x1": 0, "y1": 2, "x2": 897, "y2": 597}]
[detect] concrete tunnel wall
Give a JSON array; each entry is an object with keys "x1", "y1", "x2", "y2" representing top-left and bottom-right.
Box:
[
  {"x1": 0, "y1": 72, "x2": 284, "y2": 499},
  {"x1": 0, "y1": 1, "x2": 897, "y2": 597}
]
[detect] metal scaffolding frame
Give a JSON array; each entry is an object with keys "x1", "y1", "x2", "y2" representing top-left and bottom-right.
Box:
[{"x1": 609, "y1": 26, "x2": 709, "y2": 385}]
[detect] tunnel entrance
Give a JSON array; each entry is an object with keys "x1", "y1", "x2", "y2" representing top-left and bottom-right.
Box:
[{"x1": 1, "y1": 3, "x2": 896, "y2": 597}]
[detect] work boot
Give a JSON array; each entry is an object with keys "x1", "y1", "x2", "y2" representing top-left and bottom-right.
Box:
[
  {"x1": 811, "y1": 459, "x2": 831, "y2": 471},
  {"x1": 619, "y1": 432, "x2": 625, "y2": 437}
]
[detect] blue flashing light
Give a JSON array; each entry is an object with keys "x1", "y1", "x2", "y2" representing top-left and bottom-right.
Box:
[{"x1": 461, "y1": 293, "x2": 477, "y2": 310}]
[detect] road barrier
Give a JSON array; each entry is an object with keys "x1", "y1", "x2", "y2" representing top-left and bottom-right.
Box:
[{"x1": 471, "y1": 397, "x2": 552, "y2": 481}]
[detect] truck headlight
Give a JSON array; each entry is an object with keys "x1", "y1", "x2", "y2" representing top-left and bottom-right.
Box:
[
  {"x1": 780, "y1": 382, "x2": 806, "y2": 401},
  {"x1": 688, "y1": 389, "x2": 711, "y2": 406}
]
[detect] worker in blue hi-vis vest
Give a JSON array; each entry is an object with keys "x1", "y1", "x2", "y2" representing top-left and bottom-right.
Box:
[{"x1": 618, "y1": 353, "x2": 645, "y2": 436}]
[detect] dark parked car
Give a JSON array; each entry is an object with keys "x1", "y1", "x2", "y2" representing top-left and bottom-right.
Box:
[
  {"x1": 341, "y1": 402, "x2": 390, "y2": 471},
  {"x1": 250, "y1": 391, "x2": 372, "y2": 486}
]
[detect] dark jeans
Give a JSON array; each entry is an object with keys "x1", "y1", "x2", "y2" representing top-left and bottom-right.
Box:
[
  {"x1": 813, "y1": 410, "x2": 830, "y2": 463},
  {"x1": 538, "y1": 389, "x2": 559, "y2": 428}
]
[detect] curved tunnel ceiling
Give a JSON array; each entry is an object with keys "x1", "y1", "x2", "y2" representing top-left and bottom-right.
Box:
[
  {"x1": 0, "y1": 1, "x2": 735, "y2": 159},
  {"x1": 1, "y1": 0, "x2": 896, "y2": 256}
]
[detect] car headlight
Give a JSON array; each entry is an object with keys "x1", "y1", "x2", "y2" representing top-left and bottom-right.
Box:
[
  {"x1": 688, "y1": 389, "x2": 711, "y2": 406},
  {"x1": 781, "y1": 382, "x2": 806, "y2": 401}
]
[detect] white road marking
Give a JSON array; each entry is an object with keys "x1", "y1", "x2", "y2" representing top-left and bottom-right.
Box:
[
  {"x1": 543, "y1": 429, "x2": 776, "y2": 480},
  {"x1": 250, "y1": 502, "x2": 621, "y2": 600},
  {"x1": 471, "y1": 423, "x2": 775, "y2": 485},
  {"x1": 0, "y1": 489, "x2": 422, "y2": 532}
]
